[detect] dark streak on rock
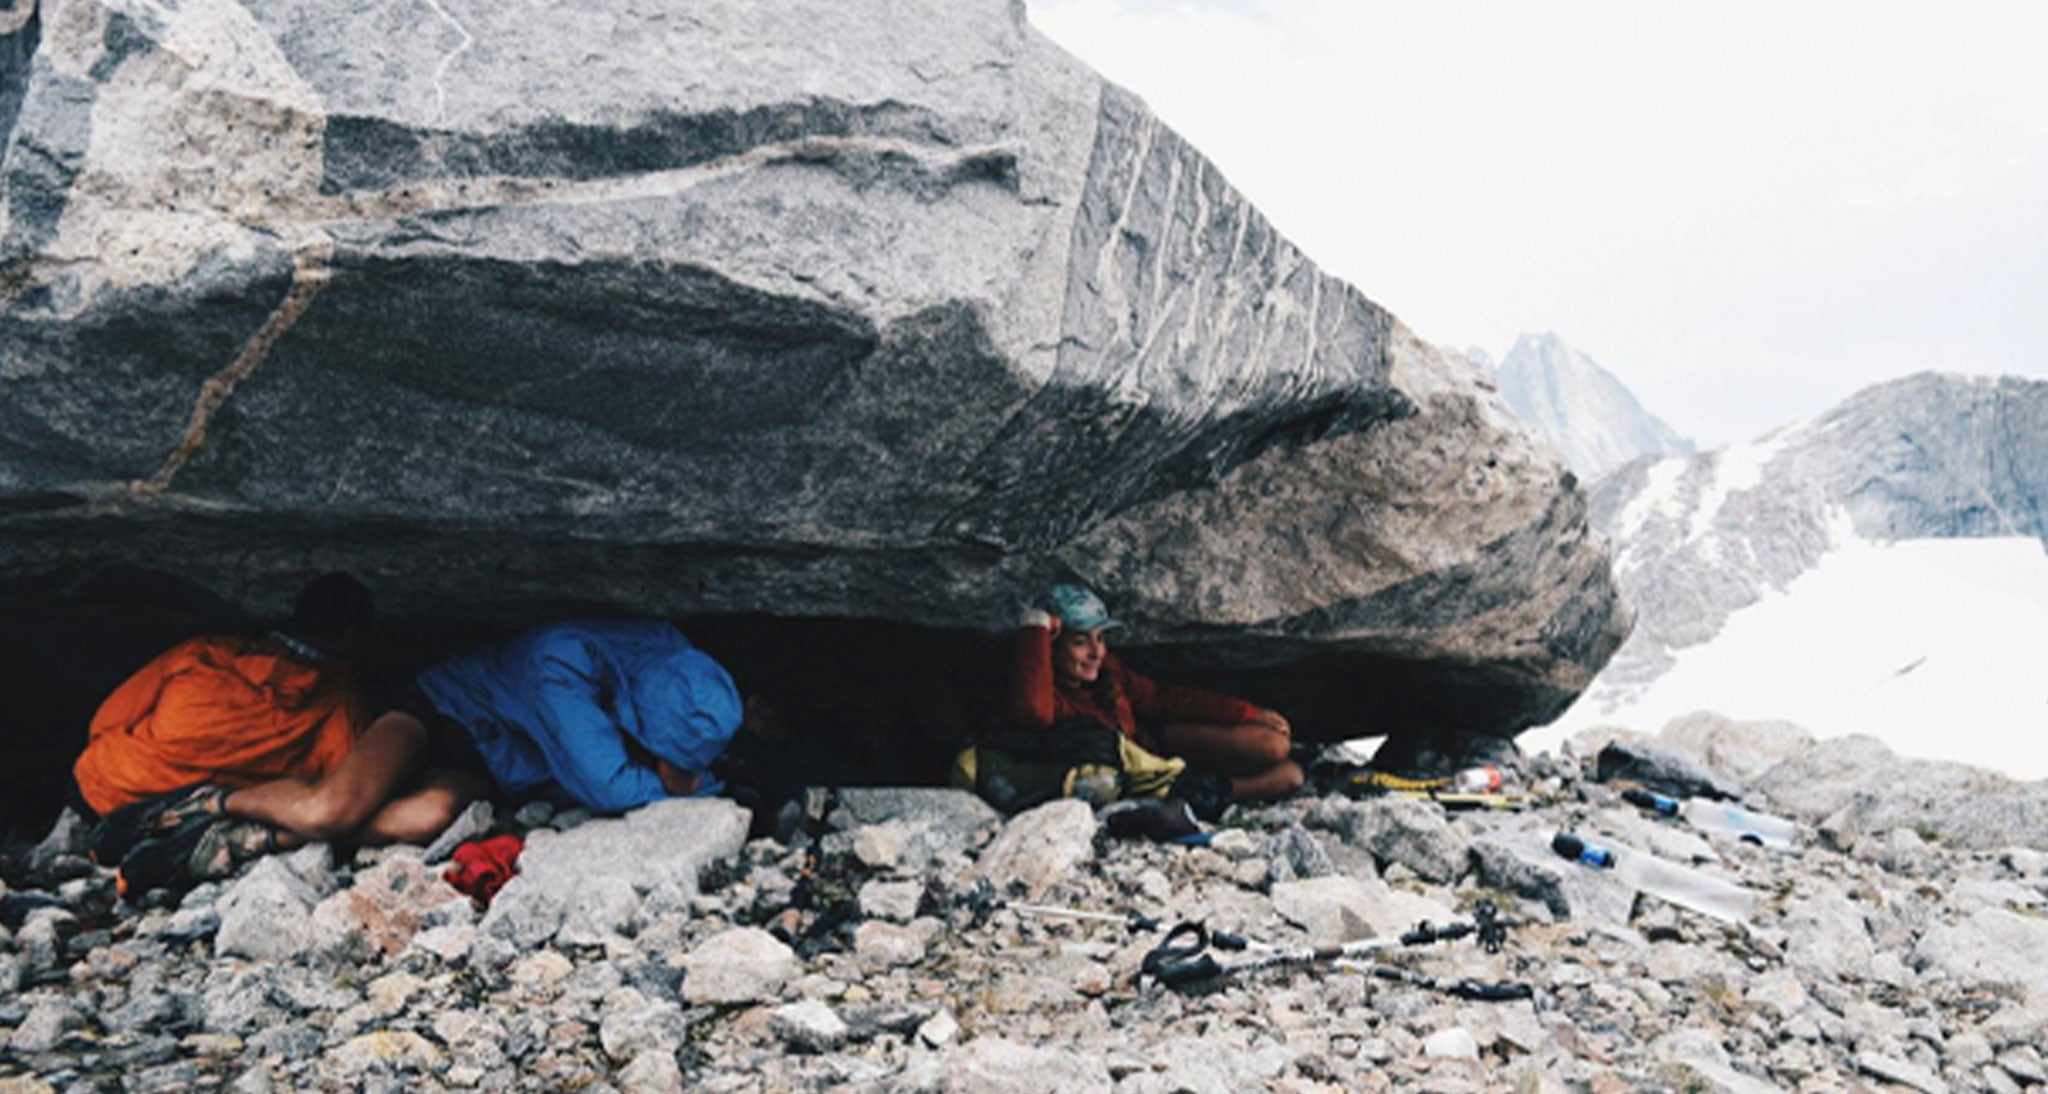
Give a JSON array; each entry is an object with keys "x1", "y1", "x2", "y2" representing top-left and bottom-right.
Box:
[{"x1": 318, "y1": 98, "x2": 957, "y2": 195}]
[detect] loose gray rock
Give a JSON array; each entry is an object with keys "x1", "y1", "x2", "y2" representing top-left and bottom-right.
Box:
[
  {"x1": 616, "y1": 1050, "x2": 685, "y2": 1094},
  {"x1": 1471, "y1": 829, "x2": 1636, "y2": 923},
  {"x1": 1260, "y1": 823, "x2": 1336, "y2": 885},
  {"x1": 555, "y1": 876, "x2": 643, "y2": 948},
  {"x1": 1116, "y1": 1036, "x2": 1294, "y2": 1094},
  {"x1": 308, "y1": 854, "x2": 466, "y2": 960},
  {"x1": 857, "y1": 879, "x2": 925, "y2": 924},
  {"x1": 214, "y1": 852, "x2": 333, "y2": 961},
  {"x1": 14, "y1": 908, "x2": 72, "y2": 974},
  {"x1": 1655, "y1": 712, "x2": 1815, "y2": 786},
  {"x1": 1306, "y1": 797, "x2": 1470, "y2": 883},
  {"x1": 681, "y1": 927, "x2": 797, "y2": 1005},
  {"x1": 1914, "y1": 908, "x2": 2048, "y2": 1004},
  {"x1": 830, "y1": 789, "x2": 1001, "y2": 834},
  {"x1": 1270, "y1": 876, "x2": 1456, "y2": 946},
  {"x1": 1756, "y1": 736, "x2": 2048, "y2": 852},
  {"x1": 1854, "y1": 1052, "x2": 1950, "y2": 1094},
  {"x1": 1422, "y1": 1027, "x2": 1480, "y2": 1061},
  {"x1": 853, "y1": 921, "x2": 929, "y2": 969},
  {"x1": 769, "y1": 1000, "x2": 849, "y2": 1054},
  {"x1": 972, "y1": 799, "x2": 1096, "y2": 898},
  {"x1": 597, "y1": 988, "x2": 688, "y2": 1063},
  {"x1": 8, "y1": 998, "x2": 84, "y2": 1054},
  {"x1": 27, "y1": 807, "x2": 92, "y2": 875},
  {"x1": 916, "y1": 1009, "x2": 961, "y2": 1049},
  {"x1": 933, "y1": 1037, "x2": 1113, "y2": 1094},
  {"x1": 487, "y1": 798, "x2": 748, "y2": 948},
  {"x1": 1595, "y1": 741, "x2": 1744, "y2": 800}
]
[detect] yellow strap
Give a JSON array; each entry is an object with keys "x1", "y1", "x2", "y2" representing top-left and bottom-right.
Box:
[{"x1": 1352, "y1": 770, "x2": 1453, "y2": 792}]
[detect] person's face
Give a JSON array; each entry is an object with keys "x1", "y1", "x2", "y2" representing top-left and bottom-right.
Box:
[{"x1": 1054, "y1": 627, "x2": 1108, "y2": 686}]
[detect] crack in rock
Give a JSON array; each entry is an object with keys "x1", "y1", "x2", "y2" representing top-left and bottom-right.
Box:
[
  {"x1": 418, "y1": 0, "x2": 473, "y2": 126},
  {"x1": 129, "y1": 233, "x2": 335, "y2": 500}
]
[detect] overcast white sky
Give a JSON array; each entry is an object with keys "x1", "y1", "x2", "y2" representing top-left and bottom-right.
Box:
[{"x1": 1030, "y1": 1, "x2": 2048, "y2": 448}]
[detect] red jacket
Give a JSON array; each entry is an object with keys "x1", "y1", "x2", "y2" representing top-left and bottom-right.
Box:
[{"x1": 1006, "y1": 626, "x2": 1256, "y2": 743}]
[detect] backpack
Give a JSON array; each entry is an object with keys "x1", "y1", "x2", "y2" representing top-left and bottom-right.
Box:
[{"x1": 950, "y1": 717, "x2": 1186, "y2": 814}]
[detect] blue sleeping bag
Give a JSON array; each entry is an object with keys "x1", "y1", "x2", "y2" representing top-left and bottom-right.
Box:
[{"x1": 417, "y1": 620, "x2": 742, "y2": 813}]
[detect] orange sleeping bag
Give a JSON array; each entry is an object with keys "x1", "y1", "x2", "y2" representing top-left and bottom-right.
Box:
[{"x1": 73, "y1": 635, "x2": 364, "y2": 816}]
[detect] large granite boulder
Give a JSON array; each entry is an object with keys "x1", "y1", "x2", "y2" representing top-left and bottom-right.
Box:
[{"x1": 0, "y1": 0, "x2": 1624, "y2": 785}]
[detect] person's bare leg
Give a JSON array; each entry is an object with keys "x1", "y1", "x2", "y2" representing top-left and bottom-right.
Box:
[
  {"x1": 355, "y1": 770, "x2": 490, "y2": 844},
  {"x1": 221, "y1": 712, "x2": 427, "y2": 841},
  {"x1": 1152, "y1": 722, "x2": 1290, "y2": 775},
  {"x1": 1152, "y1": 722, "x2": 1303, "y2": 802},
  {"x1": 1227, "y1": 759, "x2": 1305, "y2": 802}
]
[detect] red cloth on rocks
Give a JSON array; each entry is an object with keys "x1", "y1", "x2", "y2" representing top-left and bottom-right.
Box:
[{"x1": 445, "y1": 834, "x2": 523, "y2": 906}]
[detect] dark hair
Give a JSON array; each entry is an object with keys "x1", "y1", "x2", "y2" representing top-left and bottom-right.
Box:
[{"x1": 288, "y1": 573, "x2": 374, "y2": 638}]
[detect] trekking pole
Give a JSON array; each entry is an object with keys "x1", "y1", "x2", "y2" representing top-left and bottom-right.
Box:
[
  {"x1": 1331, "y1": 958, "x2": 1534, "y2": 1002},
  {"x1": 955, "y1": 878, "x2": 1166, "y2": 935},
  {"x1": 1140, "y1": 902, "x2": 1522, "y2": 990}
]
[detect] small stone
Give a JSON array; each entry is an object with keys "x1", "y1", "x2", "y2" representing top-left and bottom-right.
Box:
[
  {"x1": 328, "y1": 1030, "x2": 446, "y2": 1076},
  {"x1": 1424, "y1": 1028, "x2": 1480, "y2": 1062},
  {"x1": 598, "y1": 988, "x2": 688, "y2": 1063},
  {"x1": 8, "y1": 998, "x2": 84, "y2": 1054},
  {"x1": 682, "y1": 927, "x2": 798, "y2": 1004},
  {"x1": 557, "y1": 875, "x2": 642, "y2": 947},
  {"x1": 770, "y1": 1000, "x2": 849, "y2": 1053},
  {"x1": 510, "y1": 949, "x2": 576, "y2": 988},
  {"x1": 181, "y1": 1033, "x2": 244, "y2": 1057},
  {"x1": 1209, "y1": 829, "x2": 1258, "y2": 858},
  {"x1": 617, "y1": 1050, "x2": 685, "y2": 1094},
  {"x1": 1997, "y1": 1046, "x2": 2048, "y2": 1084},
  {"x1": 853, "y1": 920, "x2": 928, "y2": 968},
  {"x1": 917, "y1": 1009, "x2": 960, "y2": 1048},
  {"x1": 1854, "y1": 1052, "x2": 1950, "y2": 1094},
  {"x1": 858, "y1": 879, "x2": 924, "y2": 923}
]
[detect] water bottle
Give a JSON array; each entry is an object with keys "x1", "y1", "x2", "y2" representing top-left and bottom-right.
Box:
[
  {"x1": 1452, "y1": 765, "x2": 1502, "y2": 794},
  {"x1": 1623, "y1": 789, "x2": 1800, "y2": 849},
  {"x1": 1551, "y1": 832, "x2": 1615, "y2": 868},
  {"x1": 1552, "y1": 831, "x2": 1756, "y2": 924}
]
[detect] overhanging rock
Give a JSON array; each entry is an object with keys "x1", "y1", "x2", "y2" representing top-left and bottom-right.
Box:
[{"x1": 0, "y1": 0, "x2": 1627, "y2": 757}]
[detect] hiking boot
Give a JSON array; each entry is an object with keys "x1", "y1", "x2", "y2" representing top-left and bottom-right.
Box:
[
  {"x1": 115, "y1": 814, "x2": 282, "y2": 898},
  {"x1": 92, "y1": 783, "x2": 230, "y2": 865}
]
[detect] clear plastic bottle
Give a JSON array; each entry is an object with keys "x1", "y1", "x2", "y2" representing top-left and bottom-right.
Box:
[
  {"x1": 1552, "y1": 831, "x2": 1757, "y2": 924},
  {"x1": 1622, "y1": 789, "x2": 1801, "y2": 849}
]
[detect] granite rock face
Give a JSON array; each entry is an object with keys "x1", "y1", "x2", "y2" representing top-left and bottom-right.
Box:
[{"x1": 0, "y1": 0, "x2": 1624, "y2": 751}]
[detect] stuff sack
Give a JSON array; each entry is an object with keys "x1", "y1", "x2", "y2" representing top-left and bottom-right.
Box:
[{"x1": 950, "y1": 717, "x2": 1186, "y2": 814}]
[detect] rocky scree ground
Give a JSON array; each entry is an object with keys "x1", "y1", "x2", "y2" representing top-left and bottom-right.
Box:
[{"x1": 2, "y1": 717, "x2": 2047, "y2": 1094}]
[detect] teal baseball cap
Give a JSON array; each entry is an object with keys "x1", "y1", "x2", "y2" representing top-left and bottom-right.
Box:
[{"x1": 1038, "y1": 583, "x2": 1121, "y2": 631}]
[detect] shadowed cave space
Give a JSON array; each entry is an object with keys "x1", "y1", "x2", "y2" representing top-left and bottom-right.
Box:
[{"x1": 0, "y1": 565, "x2": 1547, "y2": 841}]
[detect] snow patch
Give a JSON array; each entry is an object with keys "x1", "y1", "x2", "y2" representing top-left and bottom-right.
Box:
[
  {"x1": 1619, "y1": 457, "x2": 1688, "y2": 542},
  {"x1": 1685, "y1": 430, "x2": 1791, "y2": 543},
  {"x1": 1538, "y1": 535, "x2": 2048, "y2": 779}
]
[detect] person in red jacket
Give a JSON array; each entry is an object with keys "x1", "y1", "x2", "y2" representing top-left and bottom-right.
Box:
[{"x1": 1007, "y1": 584, "x2": 1303, "y2": 802}]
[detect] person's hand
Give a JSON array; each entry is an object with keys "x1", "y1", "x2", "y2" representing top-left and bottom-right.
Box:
[
  {"x1": 1020, "y1": 606, "x2": 1061, "y2": 637},
  {"x1": 1252, "y1": 708, "x2": 1291, "y2": 738},
  {"x1": 655, "y1": 758, "x2": 702, "y2": 797}
]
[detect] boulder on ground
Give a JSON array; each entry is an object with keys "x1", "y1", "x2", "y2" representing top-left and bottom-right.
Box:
[{"x1": 0, "y1": 0, "x2": 1625, "y2": 771}]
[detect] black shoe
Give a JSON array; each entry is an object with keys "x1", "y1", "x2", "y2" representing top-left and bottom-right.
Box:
[
  {"x1": 116, "y1": 814, "x2": 279, "y2": 898},
  {"x1": 92, "y1": 784, "x2": 229, "y2": 866}
]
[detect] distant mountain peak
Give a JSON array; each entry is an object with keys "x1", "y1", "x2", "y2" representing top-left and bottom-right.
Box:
[{"x1": 1493, "y1": 333, "x2": 1694, "y2": 481}]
